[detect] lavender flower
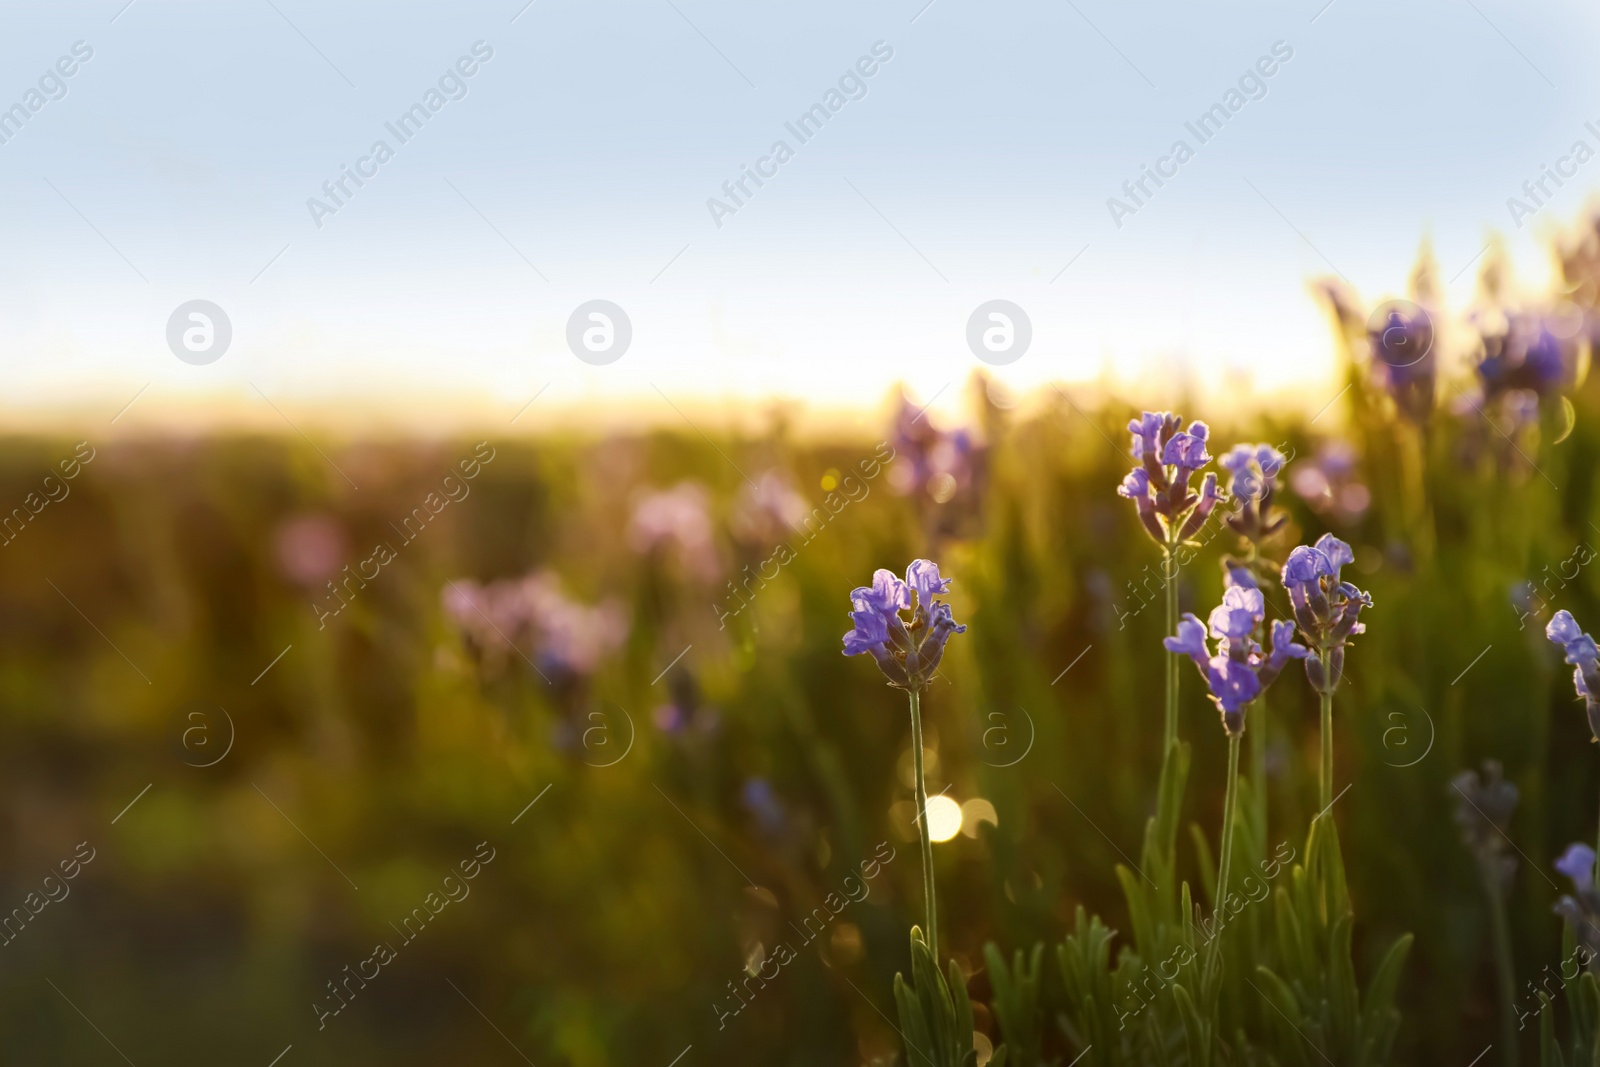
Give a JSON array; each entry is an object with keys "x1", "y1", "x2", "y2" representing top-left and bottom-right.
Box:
[
  {"x1": 1289, "y1": 441, "x2": 1371, "y2": 524},
  {"x1": 1280, "y1": 533, "x2": 1373, "y2": 694},
  {"x1": 1163, "y1": 586, "x2": 1307, "y2": 735},
  {"x1": 1558, "y1": 843, "x2": 1596, "y2": 891},
  {"x1": 1368, "y1": 302, "x2": 1436, "y2": 423},
  {"x1": 1220, "y1": 443, "x2": 1289, "y2": 547},
  {"x1": 1451, "y1": 760, "x2": 1518, "y2": 892},
  {"x1": 888, "y1": 393, "x2": 983, "y2": 504},
  {"x1": 1476, "y1": 312, "x2": 1578, "y2": 403},
  {"x1": 842, "y1": 560, "x2": 965, "y2": 691},
  {"x1": 443, "y1": 570, "x2": 629, "y2": 680},
  {"x1": 1554, "y1": 843, "x2": 1600, "y2": 957},
  {"x1": 629, "y1": 482, "x2": 720, "y2": 581},
  {"x1": 730, "y1": 470, "x2": 809, "y2": 545},
  {"x1": 1117, "y1": 411, "x2": 1224, "y2": 546},
  {"x1": 741, "y1": 778, "x2": 786, "y2": 836},
  {"x1": 1546, "y1": 610, "x2": 1600, "y2": 741},
  {"x1": 273, "y1": 513, "x2": 347, "y2": 588}
]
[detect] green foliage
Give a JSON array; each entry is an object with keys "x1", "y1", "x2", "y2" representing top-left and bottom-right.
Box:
[
  {"x1": 1251, "y1": 814, "x2": 1412, "y2": 1066},
  {"x1": 1044, "y1": 799, "x2": 1412, "y2": 1066},
  {"x1": 1538, "y1": 927, "x2": 1600, "y2": 1067},
  {"x1": 985, "y1": 941, "x2": 1046, "y2": 1066},
  {"x1": 894, "y1": 926, "x2": 1005, "y2": 1067}
]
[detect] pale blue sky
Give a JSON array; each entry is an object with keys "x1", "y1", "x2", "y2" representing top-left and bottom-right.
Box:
[{"x1": 0, "y1": 0, "x2": 1594, "y2": 428}]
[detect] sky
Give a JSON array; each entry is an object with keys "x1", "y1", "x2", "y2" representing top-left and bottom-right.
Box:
[{"x1": 0, "y1": 0, "x2": 1595, "y2": 433}]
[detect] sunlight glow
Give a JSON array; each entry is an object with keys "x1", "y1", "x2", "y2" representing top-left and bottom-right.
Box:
[{"x1": 926, "y1": 795, "x2": 964, "y2": 843}]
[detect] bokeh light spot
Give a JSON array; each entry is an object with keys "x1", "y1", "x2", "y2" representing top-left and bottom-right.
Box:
[{"x1": 926, "y1": 794, "x2": 963, "y2": 842}]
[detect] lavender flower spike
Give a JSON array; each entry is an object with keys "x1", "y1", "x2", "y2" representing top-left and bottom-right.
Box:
[
  {"x1": 1221, "y1": 442, "x2": 1290, "y2": 548},
  {"x1": 1167, "y1": 588, "x2": 1298, "y2": 737},
  {"x1": 1280, "y1": 535, "x2": 1372, "y2": 695},
  {"x1": 1545, "y1": 610, "x2": 1600, "y2": 740},
  {"x1": 1554, "y1": 842, "x2": 1600, "y2": 957},
  {"x1": 1117, "y1": 410, "x2": 1225, "y2": 547},
  {"x1": 843, "y1": 559, "x2": 966, "y2": 691}
]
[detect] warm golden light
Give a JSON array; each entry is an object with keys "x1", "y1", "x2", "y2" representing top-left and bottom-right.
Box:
[{"x1": 926, "y1": 795, "x2": 963, "y2": 843}]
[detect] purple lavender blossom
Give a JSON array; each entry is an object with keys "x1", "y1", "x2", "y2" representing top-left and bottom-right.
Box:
[
  {"x1": 742, "y1": 779, "x2": 785, "y2": 834},
  {"x1": 1224, "y1": 563, "x2": 1260, "y2": 590},
  {"x1": 1220, "y1": 443, "x2": 1290, "y2": 548},
  {"x1": 1280, "y1": 534, "x2": 1372, "y2": 694},
  {"x1": 1557, "y1": 843, "x2": 1596, "y2": 891},
  {"x1": 842, "y1": 559, "x2": 966, "y2": 691},
  {"x1": 1117, "y1": 468, "x2": 1164, "y2": 543},
  {"x1": 1163, "y1": 589, "x2": 1306, "y2": 735},
  {"x1": 1266, "y1": 620, "x2": 1310, "y2": 676},
  {"x1": 1554, "y1": 842, "x2": 1600, "y2": 956},
  {"x1": 1117, "y1": 411, "x2": 1224, "y2": 546},
  {"x1": 274, "y1": 514, "x2": 347, "y2": 588},
  {"x1": 906, "y1": 559, "x2": 953, "y2": 605},
  {"x1": 1128, "y1": 411, "x2": 1165, "y2": 462},
  {"x1": 1166, "y1": 614, "x2": 1209, "y2": 663},
  {"x1": 888, "y1": 393, "x2": 983, "y2": 503},
  {"x1": 1289, "y1": 442, "x2": 1371, "y2": 524},
  {"x1": 1451, "y1": 761, "x2": 1518, "y2": 892},
  {"x1": 1163, "y1": 426, "x2": 1211, "y2": 470},
  {"x1": 629, "y1": 482, "x2": 720, "y2": 582},
  {"x1": 1546, "y1": 610, "x2": 1600, "y2": 740},
  {"x1": 1368, "y1": 302, "x2": 1437, "y2": 422},
  {"x1": 1208, "y1": 586, "x2": 1265, "y2": 641},
  {"x1": 731, "y1": 470, "x2": 810, "y2": 544},
  {"x1": 1477, "y1": 312, "x2": 1578, "y2": 403},
  {"x1": 443, "y1": 570, "x2": 629, "y2": 680}
]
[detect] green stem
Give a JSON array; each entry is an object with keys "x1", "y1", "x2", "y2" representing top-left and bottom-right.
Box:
[
  {"x1": 1216, "y1": 734, "x2": 1242, "y2": 917},
  {"x1": 1319, "y1": 684, "x2": 1334, "y2": 810},
  {"x1": 1207, "y1": 734, "x2": 1243, "y2": 983},
  {"x1": 1164, "y1": 544, "x2": 1179, "y2": 754},
  {"x1": 1485, "y1": 869, "x2": 1520, "y2": 1067},
  {"x1": 1156, "y1": 542, "x2": 1181, "y2": 866},
  {"x1": 908, "y1": 686, "x2": 938, "y2": 964},
  {"x1": 1252, "y1": 691, "x2": 1268, "y2": 859}
]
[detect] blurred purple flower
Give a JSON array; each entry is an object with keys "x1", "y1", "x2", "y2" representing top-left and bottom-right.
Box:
[
  {"x1": 1368, "y1": 303, "x2": 1437, "y2": 422},
  {"x1": 1476, "y1": 311, "x2": 1579, "y2": 402},
  {"x1": 742, "y1": 778, "x2": 786, "y2": 836},
  {"x1": 1558, "y1": 843, "x2": 1597, "y2": 892},
  {"x1": 1289, "y1": 442, "x2": 1370, "y2": 524},
  {"x1": 888, "y1": 393, "x2": 982, "y2": 504},
  {"x1": 731, "y1": 470, "x2": 809, "y2": 545},
  {"x1": 629, "y1": 482, "x2": 720, "y2": 581},
  {"x1": 1220, "y1": 442, "x2": 1290, "y2": 549},
  {"x1": 443, "y1": 570, "x2": 629, "y2": 679},
  {"x1": 274, "y1": 514, "x2": 347, "y2": 588},
  {"x1": 1554, "y1": 842, "x2": 1600, "y2": 956},
  {"x1": 1451, "y1": 761, "x2": 1518, "y2": 892}
]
